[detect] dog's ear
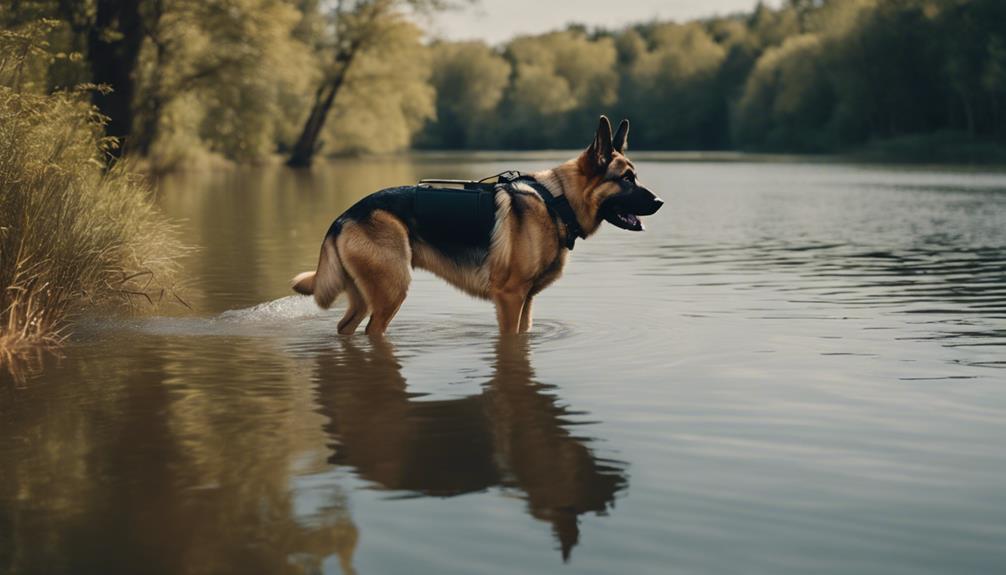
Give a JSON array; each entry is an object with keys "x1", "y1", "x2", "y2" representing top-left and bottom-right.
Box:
[
  {"x1": 585, "y1": 115, "x2": 614, "y2": 171},
  {"x1": 612, "y1": 119, "x2": 629, "y2": 153}
]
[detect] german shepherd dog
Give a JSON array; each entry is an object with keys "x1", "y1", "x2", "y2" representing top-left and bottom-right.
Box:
[{"x1": 291, "y1": 116, "x2": 663, "y2": 335}]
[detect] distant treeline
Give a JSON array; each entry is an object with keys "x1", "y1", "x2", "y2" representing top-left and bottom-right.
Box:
[
  {"x1": 420, "y1": 0, "x2": 1006, "y2": 154},
  {"x1": 3, "y1": 0, "x2": 1004, "y2": 167}
]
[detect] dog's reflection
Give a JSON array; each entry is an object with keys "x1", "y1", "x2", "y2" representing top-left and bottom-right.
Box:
[{"x1": 312, "y1": 336, "x2": 627, "y2": 560}]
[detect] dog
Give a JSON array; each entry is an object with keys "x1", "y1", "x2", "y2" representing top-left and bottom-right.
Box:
[{"x1": 291, "y1": 115, "x2": 664, "y2": 335}]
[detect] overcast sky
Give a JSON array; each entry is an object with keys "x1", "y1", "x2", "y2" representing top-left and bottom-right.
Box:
[{"x1": 430, "y1": 0, "x2": 784, "y2": 44}]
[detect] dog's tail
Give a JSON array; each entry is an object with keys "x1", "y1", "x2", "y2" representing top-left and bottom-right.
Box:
[{"x1": 291, "y1": 236, "x2": 346, "y2": 309}]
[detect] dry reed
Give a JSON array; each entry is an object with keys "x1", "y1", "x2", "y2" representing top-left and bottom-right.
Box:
[{"x1": 1, "y1": 23, "x2": 184, "y2": 360}]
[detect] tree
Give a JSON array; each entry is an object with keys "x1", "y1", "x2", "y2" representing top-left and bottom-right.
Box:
[
  {"x1": 622, "y1": 23, "x2": 726, "y2": 149},
  {"x1": 135, "y1": 0, "x2": 313, "y2": 164},
  {"x1": 496, "y1": 30, "x2": 617, "y2": 148},
  {"x1": 934, "y1": 0, "x2": 1006, "y2": 139},
  {"x1": 320, "y1": 17, "x2": 435, "y2": 154},
  {"x1": 734, "y1": 34, "x2": 834, "y2": 150},
  {"x1": 423, "y1": 41, "x2": 510, "y2": 148},
  {"x1": 286, "y1": 0, "x2": 452, "y2": 168},
  {"x1": 23, "y1": 0, "x2": 303, "y2": 160}
]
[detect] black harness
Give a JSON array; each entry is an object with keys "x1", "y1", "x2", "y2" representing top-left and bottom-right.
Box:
[
  {"x1": 416, "y1": 172, "x2": 585, "y2": 251},
  {"x1": 499, "y1": 172, "x2": 585, "y2": 251}
]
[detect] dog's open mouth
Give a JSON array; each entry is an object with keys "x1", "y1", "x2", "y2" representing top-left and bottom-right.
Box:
[
  {"x1": 599, "y1": 187, "x2": 662, "y2": 232},
  {"x1": 603, "y1": 209, "x2": 644, "y2": 231}
]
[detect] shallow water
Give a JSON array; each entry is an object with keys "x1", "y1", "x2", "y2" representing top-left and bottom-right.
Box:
[{"x1": 2, "y1": 155, "x2": 1005, "y2": 574}]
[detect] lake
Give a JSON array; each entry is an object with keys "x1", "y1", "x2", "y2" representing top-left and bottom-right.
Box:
[{"x1": 2, "y1": 154, "x2": 1005, "y2": 574}]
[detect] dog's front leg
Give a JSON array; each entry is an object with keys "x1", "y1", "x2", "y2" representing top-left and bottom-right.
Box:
[
  {"x1": 518, "y1": 296, "x2": 534, "y2": 333},
  {"x1": 493, "y1": 290, "x2": 526, "y2": 335}
]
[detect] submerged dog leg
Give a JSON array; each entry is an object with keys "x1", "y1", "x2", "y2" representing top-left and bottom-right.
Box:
[
  {"x1": 518, "y1": 296, "x2": 534, "y2": 333},
  {"x1": 337, "y1": 281, "x2": 368, "y2": 335},
  {"x1": 366, "y1": 296, "x2": 406, "y2": 336},
  {"x1": 493, "y1": 290, "x2": 526, "y2": 335}
]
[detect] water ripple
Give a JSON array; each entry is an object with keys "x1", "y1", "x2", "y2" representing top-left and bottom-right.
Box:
[{"x1": 644, "y1": 240, "x2": 1006, "y2": 356}]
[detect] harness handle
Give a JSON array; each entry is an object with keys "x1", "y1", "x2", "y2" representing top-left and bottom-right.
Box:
[{"x1": 417, "y1": 178, "x2": 496, "y2": 191}]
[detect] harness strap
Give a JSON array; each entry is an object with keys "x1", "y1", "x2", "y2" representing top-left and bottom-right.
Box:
[{"x1": 505, "y1": 174, "x2": 584, "y2": 251}]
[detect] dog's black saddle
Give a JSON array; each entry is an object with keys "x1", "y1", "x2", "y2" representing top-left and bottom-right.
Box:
[{"x1": 413, "y1": 180, "x2": 498, "y2": 247}]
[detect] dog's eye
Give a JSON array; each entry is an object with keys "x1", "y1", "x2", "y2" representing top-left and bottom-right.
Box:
[{"x1": 621, "y1": 172, "x2": 635, "y2": 182}]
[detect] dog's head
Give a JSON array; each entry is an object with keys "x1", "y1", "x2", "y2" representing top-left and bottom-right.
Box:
[{"x1": 566, "y1": 116, "x2": 663, "y2": 234}]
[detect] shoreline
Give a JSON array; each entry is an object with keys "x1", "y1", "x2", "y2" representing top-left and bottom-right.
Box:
[{"x1": 138, "y1": 141, "x2": 1006, "y2": 176}]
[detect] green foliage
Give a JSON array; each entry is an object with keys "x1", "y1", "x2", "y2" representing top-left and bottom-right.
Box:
[
  {"x1": 497, "y1": 30, "x2": 618, "y2": 148},
  {"x1": 0, "y1": 26, "x2": 183, "y2": 351},
  {"x1": 417, "y1": 0, "x2": 1006, "y2": 156},
  {"x1": 734, "y1": 34, "x2": 835, "y2": 150},
  {"x1": 622, "y1": 23, "x2": 727, "y2": 149},
  {"x1": 747, "y1": 2, "x2": 801, "y2": 47},
  {"x1": 139, "y1": 0, "x2": 317, "y2": 168},
  {"x1": 285, "y1": 0, "x2": 464, "y2": 165},
  {"x1": 322, "y1": 16, "x2": 435, "y2": 154},
  {"x1": 734, "y1": 0, "x2": 1006, "y2": 152},
  {"x1": 421, "y1": 41, "x2": 510, "y2": 148}
]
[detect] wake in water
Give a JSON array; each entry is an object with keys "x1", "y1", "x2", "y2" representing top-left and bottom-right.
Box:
[
  {"x1": 76, "y1": 296, "x2": 327, "y2": 339},
  {"x1": 216, "y1": 295, "x2": 325, "y2": 323},
  {"x1": 84, "y1": 295, "x2": 574, "y2": 345},
  {"x1": 143, "y1": 296, "x2": 328, "y2": 337}
]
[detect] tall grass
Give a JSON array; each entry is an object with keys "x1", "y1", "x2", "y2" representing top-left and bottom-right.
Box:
[{"x1": 1, "y1": 24, "x2": 184, "y2": 356}]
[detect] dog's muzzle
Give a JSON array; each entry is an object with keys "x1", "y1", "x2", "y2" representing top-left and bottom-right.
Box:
[{"x1": 601, "y1": 186, "x2": 664, "y2": 231}]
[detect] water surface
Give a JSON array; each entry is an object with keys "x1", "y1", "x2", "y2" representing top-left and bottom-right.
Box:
[{"x1": 2, "y1": 155, "x2": 1005, "y2": 574}]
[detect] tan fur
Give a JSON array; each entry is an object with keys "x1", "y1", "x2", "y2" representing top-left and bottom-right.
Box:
[
  {"x1": 313, "y1": 236, "x2": 346, "y2": 309},
  {"x1": 292, "y1": 117, "x2": 650, "y2": 335},
  {"x1": 337, "y1": 212, "x2": 413, "y2": 335},
  {"x1": 291, "y1": 271, "x2": 315, "y2": 295},
  {"x1": 412, "y1": 243, "x2": 491, "y2": 298},
  {"x1": 487, "y1": 191, "x2": 514, "y2": 280}
]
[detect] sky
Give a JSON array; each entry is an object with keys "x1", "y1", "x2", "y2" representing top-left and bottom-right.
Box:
[{"x1": 430, "y1": 0, "x2": 784, "y2": 45}]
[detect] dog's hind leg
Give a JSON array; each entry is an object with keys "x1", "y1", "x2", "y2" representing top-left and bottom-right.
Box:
[
  {"x1": 337, "y1": 280, "x2": 368, "y2": 335},
  {"x1": 365, "y1": 288, "x2": 407, "y2": 336},
  {"x1": 338, "y1": 211, "x2": 412, "y2": 336}
]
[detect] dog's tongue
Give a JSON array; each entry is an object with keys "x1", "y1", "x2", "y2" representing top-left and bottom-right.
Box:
[
  {"x1": 604, "y1": 210, "x2": 643, "y2": 231},
  {"x1": 620, "y1": 213, "x2": 643, "y2": 231}
]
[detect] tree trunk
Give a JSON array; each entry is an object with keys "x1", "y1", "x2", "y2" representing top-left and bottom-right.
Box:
[
  {"x1": 134, "y1": 27, "x2": 169, "y2": 158},
  {"x1": 287, "y1": 51, "x2": 356, "y2": 168},
  {"x1": 961, "y1": 92, "x2": 976, "y2": 139},
  {"x1": 135, "y1": 95, "x2": 164, "y2": 158},
  {"x1": 87, "y1": 0, "x2": 145, "y2": 158}
]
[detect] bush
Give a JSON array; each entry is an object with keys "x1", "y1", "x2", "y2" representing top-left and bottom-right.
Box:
[{"x1": 0, "y1": 25, "x2": 184, "y2": 354}]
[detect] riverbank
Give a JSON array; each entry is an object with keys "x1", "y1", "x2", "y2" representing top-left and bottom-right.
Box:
[
  {"x1": 403, "y1": 142, "x2": 1006, "y2": 169},
  {"x1": 847, "y1": 132, "x2": 1006, "y2": 165},
  {"x1": 0, "y1": 87, "x2": 184, "y2": 360}
]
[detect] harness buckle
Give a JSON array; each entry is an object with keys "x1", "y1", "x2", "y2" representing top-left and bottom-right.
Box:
[{"x1": 491, "y1": 170, "x2": 522, "y2": 184}]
